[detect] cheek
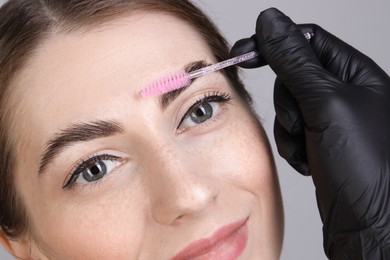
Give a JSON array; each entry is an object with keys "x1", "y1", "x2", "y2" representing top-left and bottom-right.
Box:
[
  {"x1": 26, "y1": 183, "x2": 148, "y2": 259},
  {"x1": 205, "y1": 112, "x2": 276, "y2": 194}
]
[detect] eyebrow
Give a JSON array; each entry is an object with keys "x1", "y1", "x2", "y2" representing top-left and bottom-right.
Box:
[
  {"x1": 38, "y1": 120, "x2": 124, "y2": 175},
  {"x1": 160, "y1": 60, "x2": 211, "y2": 109}
]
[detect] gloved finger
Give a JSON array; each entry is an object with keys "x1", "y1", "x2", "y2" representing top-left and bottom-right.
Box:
[
  {"x1": 230, "y1": 28, "x2": 313, "y2": 69},
  {"x1": 274, "y1": 118, "x2": 310, "y2": 176},
  {"x1": 298, "y1": 24, "x2": 390, "y2": 87},
  {"x1": 256, "y1": 8, "x2": 341, "y2": 97},
  {"x1": 274, "y1": 79, "x2": 304, "y2": 135},
  {"x1": 230, "y1": 35, "x2": 267, "y2": 68}
]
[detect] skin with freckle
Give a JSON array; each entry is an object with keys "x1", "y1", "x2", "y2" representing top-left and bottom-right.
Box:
[{"x1": 3, "y1": 12, "x2": 283, "y2": 259}]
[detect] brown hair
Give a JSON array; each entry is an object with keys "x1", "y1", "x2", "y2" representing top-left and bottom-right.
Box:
[{"x1": 0, "y1": 0, "x2": 252, "y2": 239}]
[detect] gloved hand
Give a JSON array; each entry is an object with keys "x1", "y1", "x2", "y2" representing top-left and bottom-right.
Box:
[{"x1": 231, "y1": 7, "x2": 390, "y2": 259}]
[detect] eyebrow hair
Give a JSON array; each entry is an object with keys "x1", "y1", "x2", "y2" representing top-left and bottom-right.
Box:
[
  {"x1": 160, "y1": 60, "x2": 210, "y2": 109},
  {"x1": 38, "y1": 120, "x2": 124, "y2": 175}
]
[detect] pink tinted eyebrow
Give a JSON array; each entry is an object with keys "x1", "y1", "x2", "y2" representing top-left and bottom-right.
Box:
[
  {"x1": 140, "y1": 60, "x2": 209, "y2": 98},
  {"x1": 141, "y1": 60, "x2": 211, "y2": 110},
  {"x1": 139, "y1": 70, "x2": 190, "y2": 97}
]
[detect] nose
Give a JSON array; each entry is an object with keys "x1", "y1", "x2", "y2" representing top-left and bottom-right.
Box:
[{"x1": 146, "y1": 147, "x2": 220, "y2": 225}]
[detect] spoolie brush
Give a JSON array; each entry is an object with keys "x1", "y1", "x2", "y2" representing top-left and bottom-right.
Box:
[
  {"x1": 139, "y1": 31, "x2": 314, "y2": 97},
  {"x1": 139, "y1": 51, "x2": 259, "y2": 97},
  {"x1": 139, "y1": 70, "x2": 191, "y2": 97}
]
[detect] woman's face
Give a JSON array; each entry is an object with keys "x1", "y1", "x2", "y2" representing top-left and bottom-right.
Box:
[{"x1": 8, "y1": 12, "x2": 283, "y2": 259}]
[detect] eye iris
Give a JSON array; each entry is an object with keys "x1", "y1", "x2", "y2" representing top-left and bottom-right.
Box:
[
  {"x1": 190, "y1": 102, "x2": 213, "y2": 124},
  {"x1": 83, "y1": 161, "x2": 107, "y2": 182}
]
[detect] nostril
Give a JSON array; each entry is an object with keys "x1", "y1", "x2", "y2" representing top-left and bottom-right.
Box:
[{"x1": 174, "y1": 214, "x2": 185, "y2": 223}]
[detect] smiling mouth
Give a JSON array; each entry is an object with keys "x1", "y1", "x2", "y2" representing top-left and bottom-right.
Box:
[{"x1": 171, "y1": 217, "x2": 249, "y2": 260}]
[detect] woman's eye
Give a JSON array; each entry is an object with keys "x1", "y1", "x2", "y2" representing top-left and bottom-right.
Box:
[
  {"x1": 63, "y1": 155, "x2": 121, "y2": 189},
  {"x1": 81, "y1": 159, "x2": 113, "y2": 182},
  {"x1": 189, "y1": 101, "x2": 214, "y2": 124},
  {"x1": 178, "y1": 93, "x2": 231, "y2": 130}
]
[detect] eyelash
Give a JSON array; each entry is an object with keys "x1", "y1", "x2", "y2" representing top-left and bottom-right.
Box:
[
  {"x1": 177, "y1": 91, "x2": 232, "y2": 130},
  {"x1": 63, "y1": 154, "x2": 120, "y2": 190}
]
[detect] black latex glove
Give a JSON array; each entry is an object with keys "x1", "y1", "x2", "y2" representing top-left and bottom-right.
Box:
[{"x1": 231, "y1": 7, "x2": 390, "y2": 259}]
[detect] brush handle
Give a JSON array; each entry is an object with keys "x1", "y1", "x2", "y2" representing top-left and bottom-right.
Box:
[
  {"x1": 188, "y1": 51, "x2": 259, "y2": 79},
  {"x1": 189, "y1": 31, "x2": 314, "y2": 80}
]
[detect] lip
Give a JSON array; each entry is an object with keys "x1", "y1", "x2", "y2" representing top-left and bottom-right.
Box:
[{"x1": 171, "y1": 217, "x2": 249, "y2": 260}]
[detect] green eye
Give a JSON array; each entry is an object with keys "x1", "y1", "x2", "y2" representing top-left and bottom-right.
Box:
[
  {"x1": 189, "y1": 102, "x2": 213, "y2": 124},
  {"x1": 82, "y1": 160, "x2": 107, "y2": 182}
]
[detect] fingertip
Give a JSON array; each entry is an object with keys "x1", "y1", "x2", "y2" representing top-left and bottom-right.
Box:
[
  {"x1": 230, "y1": 36, "x2": 267, "y2": 68},
  {"x1": 256, "y1": 7, "x2": 294, "y2": 41},
  {"x1": 254, "y1": 8, "x2": 322, "y2": 85},
  {"x1": 274, "y1": 80, "x2": 304, "y2": 135},
  {"x1": 291, "y1": 163, "x2": 311, "y2": 176},
  {"x1": 258, "y1": 7, "x2": 288, "y2": 22},
  {"x1": 274, "y1": 118, "x2": 311, "y2": 176},
  {"x1": 230, "y1": 37, "x2": 256, "y2": 59}
]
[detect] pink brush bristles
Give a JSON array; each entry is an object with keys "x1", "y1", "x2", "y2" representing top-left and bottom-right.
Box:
[{"x1": 140, "y1": 70, "x2": 191, "y2": 97}]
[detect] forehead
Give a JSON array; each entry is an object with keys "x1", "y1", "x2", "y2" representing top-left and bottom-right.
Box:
[
  {"x1": 18, "y1": 11, "x2": 211, "y2": 94},
  {"x1": 9, "y1": 11, "x2": 214, "y2": 145}
]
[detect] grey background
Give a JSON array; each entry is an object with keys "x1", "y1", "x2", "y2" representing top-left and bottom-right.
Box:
[{"x1": 0, "y1": 0, "x2": 389, "y2": 259}]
